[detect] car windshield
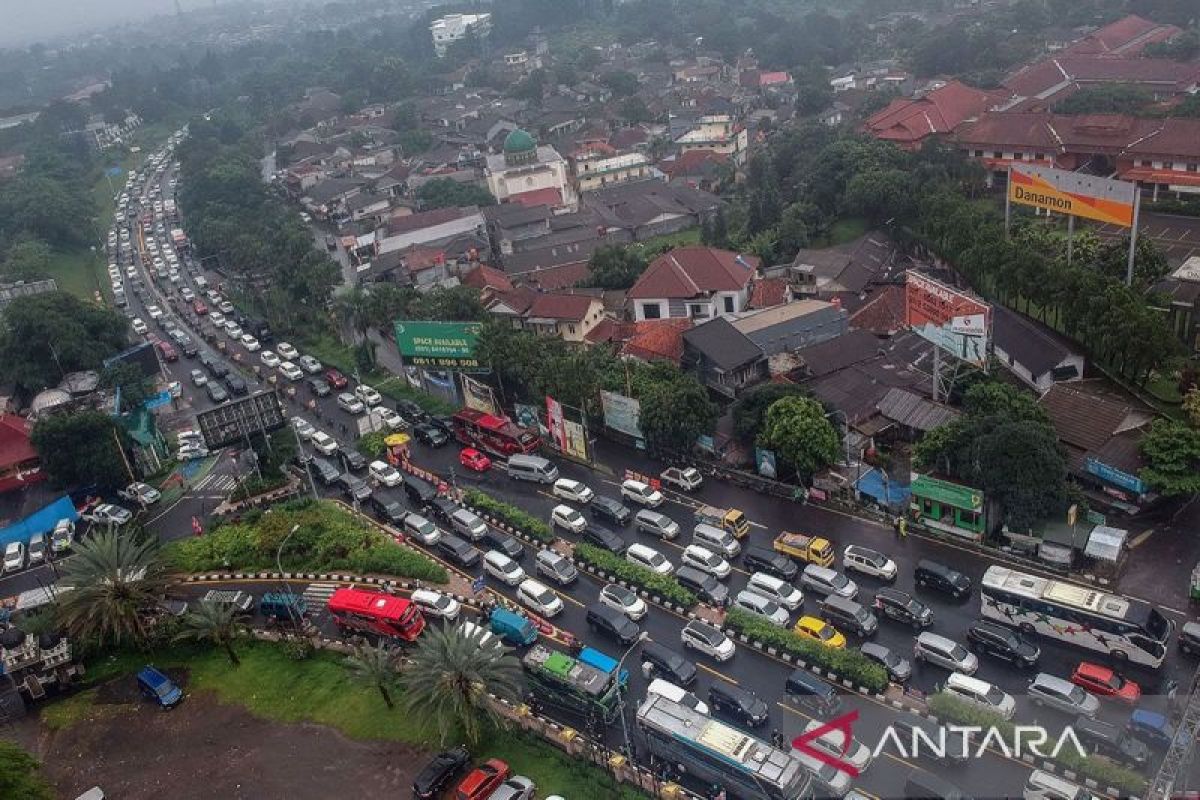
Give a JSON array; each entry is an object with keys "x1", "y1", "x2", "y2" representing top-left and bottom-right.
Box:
[
  {"x1": 984, "y1": 687, "x2": 1006, "y2": 705},
  {"x1": 830, "y1": 573, "x2": 848, "y2": 588},
  {"x1": 1067, "y1": 685, "x2": 1087, "y2": 703},
  {"x1": 817, "y1": 625, "x2": 833, "y2": 641},
  {"x1": 535, "y1": 588, "x2": 555, "y2": 605},
  {"x1": 647, "y1": 552, "x2": 664, "y2": 567},
  {"x1": 608, "y1": 586, "x2": 633, "y2": 604},
  {"x1": 950, "y1": 644, "x2": 969, "y2": 661},
  {"x1": 1102, "y1": 672, "x2": 1122, "y2": 689}
]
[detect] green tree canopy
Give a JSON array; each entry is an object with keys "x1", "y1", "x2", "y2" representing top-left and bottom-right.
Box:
[
  {"x1": 415, "y1": 178, "x2": 497, "y2": 211},
  {"x1": 638, "y1": 368, "x2": 718, "y2": 455},
  {"x1": 57, "y1": 529, "x2": 167, "y2": 648},
  {"x1": 101, "y1": 360, "x2": 154, "y2": 410},
  {"x1": 732, "y1": 382, "x2": 812, "y2": 443},
  {"x1": 1139, "y1": 419, "x2": 1200, "y2": 496},
  {"x1": 599, "y1": 70, "x2": 639, "y2": 97},
  {"x1": 0, "y1": 291, "x2": 129, "y2": 391},
  {"x1": 757, "y1": 395, "x2": 840, "y2": 480},
  {"x1": 0, "y1": 239, "x2": 52, "y2": 281},
  {"x1": 32, "y1": 410, "x2": 130, "y2": 490},
  {"x1": 582, "y1": 245, "x2": 648, "y2": 290}
]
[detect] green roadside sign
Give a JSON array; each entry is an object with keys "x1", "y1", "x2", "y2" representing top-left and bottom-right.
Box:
[{"x1": 393, "y1": 320, "x2": 483, "y2": 370}]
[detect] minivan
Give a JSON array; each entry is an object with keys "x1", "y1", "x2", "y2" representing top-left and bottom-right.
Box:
[
  {"x1": 675, "y1": 565, "x2": 729, "y2": 607},
  {"x1": 640, "y1": 642, "x2": 697, "y2": 687},
  {"x1": 483, "y1": 550, "x2": 526, "y2": 586},
  {"x1": 1023, "y1": 770, "x2": 1097, "y2": 800},
  {"x1": 506, "y1": 454, "x2": 559, "y2": 484},
  {"x1": 743, "y1": 546, "x2": 798, "y2": 581},
  {"x1": 785, "y1": 668, "x2": 840, "y2": 715},
  {"x1": 403, "y1": 474, "x2": 438, "y2": 507},
  {"x1": 944, "y1": 673, "x2": 1015, "y2": 720},
  {"x1": 437, "y1": 534, "x2": 480, "y2": 568},
  {"x1": 966, "y1": 620, "x2": 1039, "y2": 667},
  {"x1": 581, "y1": 524, "x2": 626, "y2": 553},
  {"x1": 819, "y1": 595, "x2": 878, "y2": 637},
  {"x1": 914, "y1": 559, "x2": 972, "y2": 599},
  {"x1": 1028, "y1": 673, "x2": 1100, "y2": 718},
  {"x1": 707, "y1": 681, "x2": 769, "y2": 728},
  {"x1": 800, "y1": 564, "x2": 858, "y2": 600},
  {"x1": 309, "y1": 456, "x2": 341, "y2": 485},
  {"x1": 692, "y1": 523, "x2": 740, "y2": 558},
  {"x1": 450, "y1": 508, "x2": 488, "y2": 541},
  {"x1": 746, "y1": 572, "x2": 804, "y2": 610},
  {"x1": 535, "y1": 549, "x2": 578, "y2": 586},
  {"x1": 402, "y1": 513, "x2": 442, "y2": 546},
  {"x1": 586, "y1": 603, "x2": 639, "y2": 645},
  {"x1": 733, "y1": 590, "x2": 789, "y2": 626},
  {"x1": 26, "y1": 532, "x2": 47, "y2": 565},
  {"x1": 914, "y1": 631, "x2": 978, "y2": 674},
  {"x1": 873, "y1": 587, "x2": 933, "y2": 628}
]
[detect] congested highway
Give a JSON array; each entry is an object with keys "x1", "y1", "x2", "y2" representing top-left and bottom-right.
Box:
[{"x1": 26, "y1": 132, "x2": 1200, "y2": 800}]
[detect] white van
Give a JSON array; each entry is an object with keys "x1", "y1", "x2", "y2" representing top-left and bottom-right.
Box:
[
  {"x1": 692, "y1": 523, "x2": 740, "y2": 558},
  {"x1": 647, "y1": 678, "x2": 709, "y2": 715},
  {"x1": 944, "y1": 673, "x2": 1015, "y2": 720},
  {"x1": 746, "y1": 572, "x2": 804, "y2": 610},
  {"x1": 409, "y1": 588, "x2": 460, "y2": 621},
  {"x1": 1023, "y1": 770, "x2": 1096, "y2": 800},
  {"x1": 506, "y1": 454, "x2": 559, "y2": 484},
  {"x1": 483, "y1": 550, "x2": 526, "y2": 586}
]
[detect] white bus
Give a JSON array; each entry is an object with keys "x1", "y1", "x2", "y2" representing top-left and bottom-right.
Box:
[{"x1": 981, "y1": 565, "x2": 1172, "y2": 668}]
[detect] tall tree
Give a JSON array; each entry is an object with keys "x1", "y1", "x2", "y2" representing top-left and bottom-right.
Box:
[
  {"x1": 56, "y1": 530, "x2": 166, "y2": 648},
  {"x1": 415, "y1": 179, "x2": 496, "y2": 211},
  {"x1": 175, "y1": 600, "x2": 248, "y2": 666},
  {"x1": 32, "y1": 411, "x2": 130, "y2": 490},
  {"x1": 757, "y1": 396, "x2": 840, "y2": 481},
  {"x1": 732, "y1": 383, "x2": 812, "y2": 443},
  {"x1": 1139, "y1": 419, "x2": 1200, "y2": 497},
  {"x1": 583, "y1": 245, "x2": 648, "y2": 290},
  {"x1": 0, "y1": 291, "x2": 130, "y2": 391},
  {"x1": 345, "y1": 641, "x2": 401, "y2": 709},
  {"x1": 400, "y1": 623, "x2": 524, "y2": 745}
]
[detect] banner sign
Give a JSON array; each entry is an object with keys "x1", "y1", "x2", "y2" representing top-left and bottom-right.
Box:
[
  {"x1": 755, "y1": 447, "x2": 778, "y2": 479},
  {"x1": 905, "y1": 271, "x2": 991, "y2": 367},
  {"x1": 1008, "y1": 165, "x2": 1136, "y2": 227},
  {"x1": 513, "y1": 403, "x2": 540, "y2": 430},
  {"x1": 600, "y1": 390, "x2": 643, "y2": 438},
  {"x1": 461, "y1": 374, "x2": 497, "y2": 415},
  {"x1": 393, "y1": 320, "x2": 483, "y2": 370},
  {"x1": 563, "y1": 420, "x2": 589, "y2": 460},
  {"x1": 1084, "y1": 457, "x2": 1146, "y2": 495},
  {"x1": 545, "y1": 396, "x2": 566, "y2": 452}
]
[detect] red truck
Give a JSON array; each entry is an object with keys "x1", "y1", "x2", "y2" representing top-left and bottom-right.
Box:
[{"x1": 327, "y1": 587, "x2": 426, "y2": 642}]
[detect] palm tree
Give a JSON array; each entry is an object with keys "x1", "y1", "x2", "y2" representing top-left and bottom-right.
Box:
[
  {"x1": 400, "y1": 623, "x2": 525, "y2": 746},
  {"x1": 334, "y1": 285, "x2": 376, "y2": 368},
  {"x1": 56, "y1": 529, "x2": 167, "y2": 647},
  {"x1": 174, "y1": 600, "x2": 247, "y2": 666},
  {"x1": 345, "y1": 641, "x2": 401, "y2": 709}
]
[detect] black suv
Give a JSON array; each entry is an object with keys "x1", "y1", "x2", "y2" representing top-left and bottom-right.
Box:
[
  {"x1": 481, "y1": 528, "x2": 524, "y2": 561},
  {"x1": 914, "y1": 559, "x2": 972, "y2": 599},
  {"x1": 1073, "y1": 716, "x2": 1149, "y2": 768},
  {"x1": 413, "y1": 746, "x2": 470, "y2": 800},
  {"x1": 341, "y1": 450, "x2": 368, "y2": 472},
  {"x1": 708, "y1": 681, "x2": 769, "y2": 728},
  {"x1": 306, "y1": 376, "x2": 331, "y2": 397},
  {"x1": 369, "y1": 496, "x2": 406, "y2": 526},
  {"x1": 675, "y1": 566, "x2": 729, "y2": 607},
  {"x1": 966, "y1": 620, "x2": 1040, "y2": 667},
  {"x1": 581, "y1": 524, "x2": 626, "y2": 553},
  {"x1": 640, "y1": 641, "x2": 697, "y2": 687},
  {"x1": 413, "y1": 422, "x2": 448, "y2": 447},
  {"x1": 586, "y1": 603, "x2": 639, "y2": 645},
  {"x1": 872, "y1": 587, "x2": 933, "y2": 629},
  {"x1": 743, "y1": 546, "x2": 798, "y2": 582},
  {"x1": 590, "y1": 495, "x2": 632, "y2": 526},
  {"x1": 337, "y1": 473, "x2": 372, "y2": 503},
  {"x1": 201, "y1": 353, "x2": 229, "y2": 378},
  {"x1": 395, "y1": 398, "x2": 428, "y2": 424},
  {"x1": 427, "y1": 495, "x2": 459, "y2": 524},
  {"x1": 437, "y1": 534, "x2": 480, "y2": 568},
  {"x1": 224, "y1": 374, "x2": 249, "y2": 396}
]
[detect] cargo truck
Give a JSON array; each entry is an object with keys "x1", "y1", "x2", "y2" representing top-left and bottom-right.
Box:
[
  {"x1": 772, "y1": 532, "x2": 834, "y2": 567},
  {"x1": 694, "y1": 505, "x2": 750, "y2": 539}
]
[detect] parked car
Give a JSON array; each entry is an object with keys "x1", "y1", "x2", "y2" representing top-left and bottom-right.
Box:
[
  {"x1": 660, "y1": 466, "x2": 702, "y2": 492},
  {"x1": 489, "y1": 775, "x2": 536, "y2": 800},
  {"x1": 81, "y1": 503, "x2": 133, "y2": 526},
  {"x1": 136, "y1": 665, "x2": 183, "y2": 708},
  {"x1": 454, "y1": 758, "x2": 510, "y2": 800},
  {"x1": 119, "y1": 482, "x2": 162, "y2": 506},
  {"x1": 3, "y1": 542, "x2": 26, "y2": 573},
  {"x1": 324, "y1": 367, "x2": 348, "y2": 389}
]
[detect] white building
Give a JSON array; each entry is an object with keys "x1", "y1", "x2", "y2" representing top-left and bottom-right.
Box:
[
  {"x1": 485, "y1": 129, "x2": 577, "y2": 208},
  {"x1": 430, "y1": 13, "x2": 492, "y2": 57}
]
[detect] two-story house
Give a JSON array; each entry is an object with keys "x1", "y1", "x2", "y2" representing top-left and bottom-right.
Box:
[
  {"x1": 627, "y1": 247, "x2": 758, "y2": 322},
  {"x1": 487, "y1": 289, "x2": 607, "y2": 342}
]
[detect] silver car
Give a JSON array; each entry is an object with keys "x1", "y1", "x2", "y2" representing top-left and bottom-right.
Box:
[
  {"x1": 489, "y1": 776, "x2": 536, "y2": 800},
  {"x1": 634, "y1": 509, "x2": 679, "y2": 540},
  {"x1": 914, "y1": 631, "x2": 978, "y2": 675},
  {"x1": 1028, "y1": 673, "x2": 1100, "y2": 718},
  {"x1": 733, "y1": 589, "x2": 790, "y2": 627}
]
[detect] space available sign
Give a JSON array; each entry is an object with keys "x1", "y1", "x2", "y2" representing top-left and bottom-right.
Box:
[
  {"x1": 1008, "y1": 165, "x2": 1136, "y2": 227},
  {"x1": 393, "y1": 320, "x2": 483, "y2": 370},
  {"x1": 905, "y1": 271, "x2": 991, "y2": 367}
]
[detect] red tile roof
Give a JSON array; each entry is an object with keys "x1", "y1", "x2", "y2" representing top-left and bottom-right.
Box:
[
  {"x1": 0, "y1": 415, "x2": 36, "y2": 470},
  {"x1": 748, "y1": 277, "x2": 789, "y2": 309},
  {"x1": 609, "y1": 127, "x2": 648, "y2": 150},
  {"x1": 956, "y1": 112, "x2": 1200, "y2": 160},
  {"x1": 849, "y1": 284, "x2": 906, "y2": 335},
  {"x1": 525, "y1": 293, "x2": 598, "y2": 322},
  {"x1": 386, "y1": 206, "x2": 473, "y2": 235},
  {"x1": 759, "y1": 71, "x2": 791, "y2": 87},
  {"x1": 462, "y1": 264, "x2": 514, "y2": 292},
  {"x1": 402, "y1": 247, "x2": 446, "y2": 273},
  {"x1": 507, "y1": 187, "x2": 563, "y2": 208},
  {"x1": 659, "y1": 149, "x2": 729, "y2": 178},
  {"x1": 1063, "y1": 14, "x2": 1181, "y2": 57},
  {"x1": 622, "y1": 319, "x2": 693, "y2": 363},
  {"x1": 864, "y1": 81, "x2": 993, "y2": 146},
  {"x1": 628, "y1": 246, "x2": 758, "y2": 300},
  {"x1": 513, "y1": 261, "x2": 591, "y2": 290},
  {"x1": 1004, "y1": 55, "x2": 1200, "y2": 101}
]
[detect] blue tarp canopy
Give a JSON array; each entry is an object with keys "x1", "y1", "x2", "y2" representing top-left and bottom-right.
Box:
[
  {"x1": 854, "y1": 468, "x2": 911, "y2": 510},
  {"x1": 0, "y1": 496, "x2": 79, "y2": 548}
]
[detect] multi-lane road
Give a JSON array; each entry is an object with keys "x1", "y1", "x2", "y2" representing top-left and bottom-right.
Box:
[{"x1": 5, "y1": 136, "x2": 1199, "y2": 799}]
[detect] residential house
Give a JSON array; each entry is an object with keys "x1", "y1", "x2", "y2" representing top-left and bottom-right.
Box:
[
  {"x1": 572, "y1": 151, "x2": 652, "y2": 193},
  {"x1": 682, "y1": 317, "x2": 768, "y2": 398},
  {"x1": 484, "y1": 203, "x2": 555, "y2": 256},
  {"x1": 582, "y1": 179, "x2": 722, "y2": 241},
  {"x1": 991, "y1": 306, "x2": 1084, "y2": 392},
  {"x1": 658, "y1": 149, "x2": 729, "y2": 192},
  {"x1": 300, "y1": 177, "x2": 368, "y2": 220},
  {"x1": 486, "y1": 289, "x2": 607, "y2": 342},
  {"x1": 628, "y1": 246, "x2": 758, "y2": 322},
  {"x1": 376, "y1": 206, "x2": 486, "y2": 255},
  {"x1": 729, "y1": 300, "x2": 848, "y2": 358},
  {"x1": 345, "y1": 192, "x2": 392, "y2": 224},
  {"x1": 998, "y1": 55, "x2": 1200, "y2": 112},
  {"x1": 673, "y1": 113, "x2": 749, "y2": 165},
  {"x1": 784, "y1": 233, "x2": 902, "y2": 297},
  {"x1": 1151, "y1": 256, "x2": 1200, "y2": 352},
  {"x1": 1060, "y1": 14, "x2": 1181, "y2": 57},
  {"x1": 431, "y1": 12, "x2": 492, "y2": 57},
  {"x1": 863, "y1": 80, "x2": 994, "y2": 150}
]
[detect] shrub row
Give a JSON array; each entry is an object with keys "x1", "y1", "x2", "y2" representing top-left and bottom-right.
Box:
[
  {"x1": 927, "y1": 693, "x2": 1147, "y2": 796},
  {"x1": 168, "y1": 499, "x2": 448, "y2": 584},
  {"x1": 462, "y1": 488, "x2": 553, "y2": 543},
  {"x1": 574, "y1": 543, "x2": 697, "y2": 608},
  {"x1": 724, "y1": 608, "x2": 889, "y2": 694}
]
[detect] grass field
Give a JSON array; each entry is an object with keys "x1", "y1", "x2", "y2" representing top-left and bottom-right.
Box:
[
  {"x1": 632, "y1": 227, "x2": 702, "y2": 253},
  {"x1": 44, "y1": 247, "x2": 107, "y2": 301},
  {"x1": 52, "y1": 641, "x2": 643, "y2": 799},
  {"x1": 826, "y1": 216, "x2": 870, "y2": 246}
]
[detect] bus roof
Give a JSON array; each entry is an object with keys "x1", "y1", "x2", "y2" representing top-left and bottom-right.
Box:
[
  {"x1": 327, "y1": 587, "x2": 412, "y2": 620},
  {"x1": 983, "y1": 565, "x2": 1138, "y2": 620}
]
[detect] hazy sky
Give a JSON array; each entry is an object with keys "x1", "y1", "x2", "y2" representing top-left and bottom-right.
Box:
[{"x1": 0, "y1": 0, "x2": 208, "y2": 48}]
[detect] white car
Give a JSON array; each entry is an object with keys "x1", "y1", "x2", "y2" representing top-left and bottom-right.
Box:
[
  {"x1": 209, "y1": 311, "x2": 226, "y2": 326},
  {"x1": 218, "y1": 300, "x2": 234, "y2": 314},
  {"x1": 410, "y1": 588, "x2": 460, "y2": 621},
  {"x1": 3, "y1": 542, "x2": 26, "y2": 573},
  {"x1": 647, "y1": 678, "x2": 709, "y2": 715},
  {"x1": 177, "y1": 443, "x2": 209, "y2": 461},
  {"x1": 131, "y1": 318, "x2": 148, "y2": 335},
  {"x1": 625, "y1": 542, "x2": 673, "y2": 575},
  {"x1": 310, "y1": 431, "x2": 338, "y2": 455},
  {"x1": 842, "y1": 545, "x2": 898, "y2": 581},
  {"x1": 517, "y1": 578, "x2": 563, "y2": 618},
  {"x1": 680, "y1": 544, "x2": 732, "y2": 579},
  {"x1": 550, "y1": 504, "x2": 586, "y2": 534},
  {"x1": 355, "y1": 384, "x2": 383, "y2": 406},
  {"x1": 146, "y1": 305, "x2": 163, "y2": 320},
  {"x1": 260, "y1": 350, "x2": 281, "y2": 368},
  {"x1": 225, "y1": 323, "x2": 243, "y2": 339},
  {"x1": 337, "y1": 392, "x2": 366, "y2": 415},
  {"x1": 484, "y1": 550, "x2": 526, "y2": 586},
  {"x1": 621, "y1": 479, "x2": 664, "y2": 507},
  {"x1": 118, "y1": 482, "x2": 161, "y2": 506},
  {"x1": 240, "y1": 334, "x2": 260, "y2": 351},
  {"x1": 369, "y1": 460, "x2": 402, "y2": 486},
  {"x1": 190, "y1": 368, "x2": 207, "y2": 386},
  {"x1": 660, "y1": 466, "x2": 703, "y2": 492},
  {"x1": 599, "y1": 583, "x2": 647, "y2": 620},
  {"x1": 297, "y1": 354, "x2": 322, "y2": 374},
  {"x1": 81, "y1": 503, "x2": 133, "y2": 526},
  {"x1": 276, "y1": 341, "x2": 299, "y2": 360},
  {"x1": 372, "y1": 407, "x2": 406, "y2": 430},
  {"x1": 279, "y1": 361, "x2": 303, "y2": 381},
  {"x1": 681, "y1": 620, "x2": 735, "y2": 661},
  {"x1": 291, "y1": 416, "x2": 316, "y2": 440},
  {"x1": 552, "y1": 478, "x2": 594, "y2": 504}
]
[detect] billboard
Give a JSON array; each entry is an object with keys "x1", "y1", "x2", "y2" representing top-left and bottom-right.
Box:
[
  {"x1": 600, "y1": 390, "x2": 643, "y2": 439},
  {"x1": 393, "y1": 320, "x2": 483, "y2": 370},
  {"x1": 461, "y1": 374, "x2": 498, "y2": 415},
  {"x1": 545, "y1": 395, "x2": 566, "y2": 452},
  {"x1": 563, "y1": 419, "x2": 589, "y2": 460},
  {"x1": 905, "y1": 272, "x2": 991, "y2": 366},
  {"x1": 196, "y1": 390, "x2": 286, "y2": 449},
  {"x1": 755, "y1": 448, "x2": 777, "y2": 479},
  {"x1": 1008, "y1": 166, "x2": 1136, "y2": 227}
]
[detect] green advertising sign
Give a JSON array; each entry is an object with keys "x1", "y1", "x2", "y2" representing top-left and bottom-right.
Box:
[{"x1": 393, "y1": 320, "x2": 483, "y2": 370}]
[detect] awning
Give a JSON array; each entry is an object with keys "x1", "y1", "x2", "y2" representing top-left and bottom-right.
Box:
[{"x1": 1085, "y1": 525, "x2": 1128, "y2": 562}]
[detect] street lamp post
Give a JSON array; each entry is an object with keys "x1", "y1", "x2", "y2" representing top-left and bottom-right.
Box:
[
  {"x1": 615, "y1": 631, "x2": 649, "y2": 765},
  {"x1": 276, "y1": 523, "x2": 301, "y2": 629}
]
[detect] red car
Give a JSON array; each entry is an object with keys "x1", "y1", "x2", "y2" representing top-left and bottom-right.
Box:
[
  {"x1": 193, "y1": 300, "x2": 208, "y2": 315},
  {"x1": 455, "y1": 758, "x2": 508, "y2": 800},
  {"x1": 459, "y1": 448, "x2": 491, "y2": 472},
  {"x1": 1069, "y1": 661, "x2": 1141, "y2": 704},
  {"x1": 324, "y1": 367, "x2": 348, "y2": 389}
]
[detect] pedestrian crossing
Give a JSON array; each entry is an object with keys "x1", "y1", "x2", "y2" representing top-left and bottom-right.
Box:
[
  {"x1": 193, "y1": 473, "x2": 238, "y2": 492},
  {"x1": 301, "y1": 582, "x2": 340, "y2": 606}
]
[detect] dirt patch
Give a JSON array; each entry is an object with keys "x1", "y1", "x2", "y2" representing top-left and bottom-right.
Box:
[{"x1": 37, "y1": 690, "x2": 425, "y2": 799}]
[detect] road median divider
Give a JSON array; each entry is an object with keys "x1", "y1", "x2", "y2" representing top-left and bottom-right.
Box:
[
  {"x1": 461, "y1": 488, "x2": 554, "y2": 543},
  {"x1": 927, "y1": 692, "x2": 1144, "y2": 797},
  {"x1": 723, "y1": 607, "x2": 889, "y2": 695},
  {"x1": 573, "y1": 543, "x2": 697, "y2": 610}
]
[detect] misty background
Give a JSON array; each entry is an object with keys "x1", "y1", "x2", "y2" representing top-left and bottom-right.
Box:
[{"x1": 0, "y1": 0, "x2": 216, "y2": 48}]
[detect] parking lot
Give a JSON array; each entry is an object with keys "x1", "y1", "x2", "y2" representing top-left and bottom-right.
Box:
[{"x1": 1093, "y1": 210, "x2": 1200, "y2": 264}]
